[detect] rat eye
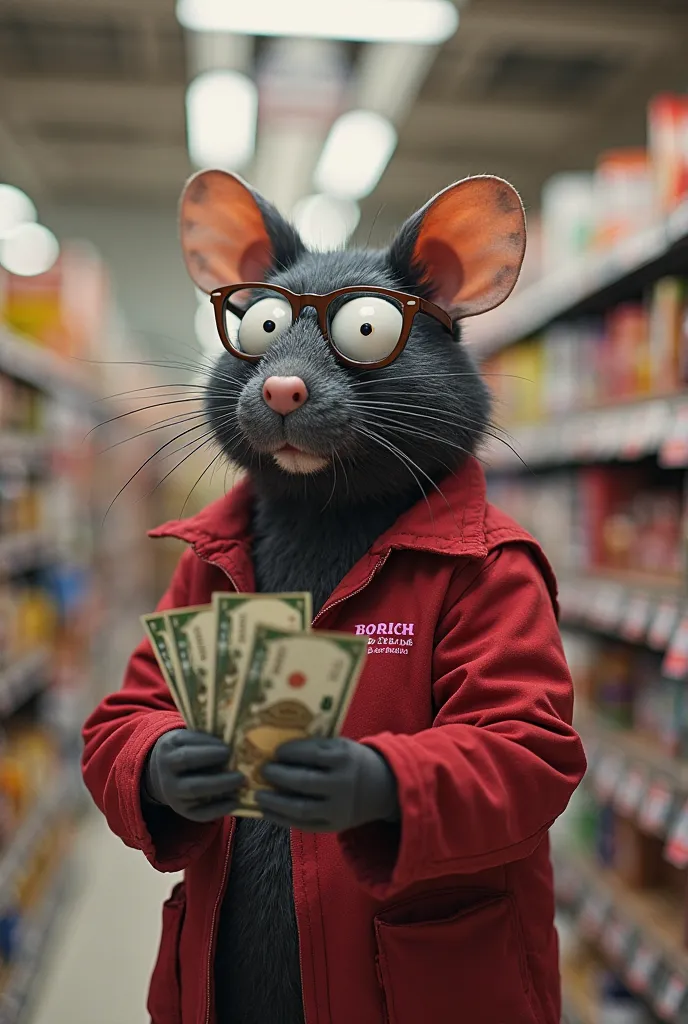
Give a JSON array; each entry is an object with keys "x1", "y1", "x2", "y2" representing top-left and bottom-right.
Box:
[
  {"x1": 329, "y1": 297, "x2": 403, "y2": 363},
  {"x1": 233, "y1": 296, "x2": 293, "y2": 355}
]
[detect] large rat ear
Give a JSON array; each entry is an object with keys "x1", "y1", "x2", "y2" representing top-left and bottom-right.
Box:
[
  {"x1": 389, "y1": 175, "x2": 526, "y2": 319},
  {"x1": 179, "y1": 169, "x2": 305, "y2": 293}
]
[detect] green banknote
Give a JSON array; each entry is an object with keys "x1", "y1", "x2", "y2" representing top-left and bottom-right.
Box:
[
  {"x1": 212, "y1": 593, "x2": 312, "y2": 741},
  {"x1": 229, "y1": 624, "x2": 367, "y2": 815},
  {"x1": 166, "y1": 605, "x2": 216, "y2": 731},
  {"x1": 140, "y1": 613, "x2": 192, "y2": 725}
]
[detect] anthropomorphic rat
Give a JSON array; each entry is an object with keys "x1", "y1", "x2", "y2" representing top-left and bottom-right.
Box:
[{"x1": 82, "y1": 170, "x2": 586, "y2": 1024}]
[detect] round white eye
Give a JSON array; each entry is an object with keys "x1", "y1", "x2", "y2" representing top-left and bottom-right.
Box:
[
  {"x1": 329, "y1": 297, "x2": 403, "y2": 363},
  {"x1": 234, "y1": 296, "x2": 293, "y2": 355}
]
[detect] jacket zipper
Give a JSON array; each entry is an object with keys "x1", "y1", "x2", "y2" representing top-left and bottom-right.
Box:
[
  {"x1": 294, "y1": 549, "x2": 391, "y2": 1021},
  {"x1": 192, "y1": 547, "x2": 240, "y2": 1024},
  {"x1": 311, "y1": 550, "x2": 390, "y2": 628},
  {"x1": 194, "y1": 543, "x2": 390, "y2": 1024}
]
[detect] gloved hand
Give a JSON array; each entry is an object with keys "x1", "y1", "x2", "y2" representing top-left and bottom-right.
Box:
[
  {"x1": 142, "y1": 729, "x2": 244, "y2": 823},
  {"x1": 257, "y1": 737, "x2": 400, "y2": 833}
]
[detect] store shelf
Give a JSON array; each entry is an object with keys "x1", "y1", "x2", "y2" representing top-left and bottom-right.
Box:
[
  {"x1": 468, "y1": 199, "x2": 688, "y2": 358},
  {"x1": 0, "y1": 435, "x2": 51, "y2": 469},
  {"x1": 0, "y1": 533, "x2": 54, "y2": 576},
  {"x1": 0, "y1": 862, "x2": 70, "y2": 1024},
  {"x1": 559, "y1": 573, "x2": 683, "y2": 649},
  {"x1": 0, "y1": 772, "x2": 72, "y2": 914},
  {"x1": 0, "y1": 651, "x2": 49, "y2": 717},
  {"x1": 555, "y1": 850, "x2": 688, "y2": 1021},
  {"x1": 0, "y1": 328, "x2": 95, "y2": 407},
  {"x1": 578, "y1": 701, "x2": 688, "y2": 798},
  {"x1": 485, "y1": 393, "x2": 688, "y2": 472}
]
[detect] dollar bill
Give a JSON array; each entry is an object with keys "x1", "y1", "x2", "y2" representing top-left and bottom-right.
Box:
[
  {"x1": 166, "y1": 605, "x2": 216, "y2": 731},
  {"x1": 140, "y1": 613, "x2": 192, "y2": 725},
  {"x1": 229, "y1": 624, "x2": 367, "y2": 815},
  {"x1": 212, "y1": 593, "x2": 312, "y2": 741}
]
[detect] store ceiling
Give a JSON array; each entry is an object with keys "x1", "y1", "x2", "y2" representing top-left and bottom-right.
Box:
[{"x1": 1, "y1": 0, "x2": 688, "y2": 238}]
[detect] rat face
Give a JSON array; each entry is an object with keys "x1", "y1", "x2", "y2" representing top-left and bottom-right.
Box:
[{"x1": 180, "y1": 171, "x2": 526, "y2": 507}]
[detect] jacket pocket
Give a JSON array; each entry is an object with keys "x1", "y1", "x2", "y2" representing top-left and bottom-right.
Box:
[
  {"x1": 374, "y1": 890, "x2": 540, "y2": 1024},
  {"x1": 148, "y1": 881, "x2": 186, "y2": 1024}
]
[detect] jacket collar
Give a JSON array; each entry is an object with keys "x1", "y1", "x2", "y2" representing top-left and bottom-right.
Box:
[{"x1": 149, "y1": 456, "x2": 488, "y2": 561}]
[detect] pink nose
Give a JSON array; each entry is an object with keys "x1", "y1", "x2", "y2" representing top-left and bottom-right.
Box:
[{"x1": 262, "y1": 376, "x2": 309, "y2": 416}]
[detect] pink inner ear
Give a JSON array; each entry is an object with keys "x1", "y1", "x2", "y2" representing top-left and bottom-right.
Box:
[
  {"x1": 418, "y1": 238, "x2": 464, "y2": 309},
  {"x1": 239, "y1": 239, "x2": 275, "y2": 282}
]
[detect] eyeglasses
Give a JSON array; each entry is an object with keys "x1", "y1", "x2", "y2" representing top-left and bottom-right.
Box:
[{"x1": 209, "y1": 283, "x2": 453, "y2": 370}]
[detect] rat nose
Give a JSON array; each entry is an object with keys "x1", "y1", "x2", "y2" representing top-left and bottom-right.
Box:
[{"x1": 262, "y1": 376, "x2": 309, "y2": 416}]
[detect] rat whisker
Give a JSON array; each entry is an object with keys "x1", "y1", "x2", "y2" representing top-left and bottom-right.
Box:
[
  {"x1": 360, "y1": 411, "x2": 486, "y2": 468},
  {"x1": 352, "y1": 424, "x2": 432, "y2": 521},
  {"x1": 354, "y1": 423, "x2": 461, "y2": 532},
  {"x1": 180, "y1": 448, "x2": 227, "y2": 517},
  {"x1": 95, "y1": 411, "x2": 209, "y2": 454},
  {"x1": 88, "y1": 397, "x2": 211, "y2": 436}
]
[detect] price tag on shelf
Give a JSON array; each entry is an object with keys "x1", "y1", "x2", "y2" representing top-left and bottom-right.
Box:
[
  {"x1": 594, "y1": 753, "x2": 625, "y2": 803},
  {"x1": 627, "y1": 942, "x2": 662, "y2": 995},
  {"x1": 601, "y1": 914, "x2": 633, "y2": 963},
  {"x1": 615, "y1": 765, "x2": 648, "y2": 818},
  {"x1": 655, "y1": 972, "x2": 688, "y2": 1022},
  {"x1": 621, "y1": 406, "x2": 652, "y2": 461},
  {"x1": 590, "y1": 584, "x2": 626, "y2": 632},
  {"x1": 663, "y1": 613, "x2": 688, "y2": 680},
  {"x1": 649, "y1": 599, "x2": 681, "y2": 650},
  {"x1": 664, "y1": 799, "x2": 688, "y2": 869},
  {"x1": 660, "y1": 404, "x2": 688, "y2": 468},
  {"x1": 620, "y1": 593, "x2": 653, "y2": 642},
  {"x1": 577, "y1": 892, "x2": 612, "y2": 941},
  {"x1": 639, "y1": 778, "x2": 675, "y2": 836}
]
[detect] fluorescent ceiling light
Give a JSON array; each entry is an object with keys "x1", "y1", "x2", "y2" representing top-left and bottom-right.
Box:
[
  {"x1": 186, "y1": 70, "x2": 257, "y2": 170},
  {"x1": 0, "y1": 223, "x2": 59, "y2": 277},
  {"x1": 177, "y1": 0, "x2": 459, "y2": 45},
  {"x1": 0, "y1": 185, "x2": 37, "y2": 239},
  {"x1": 293, "y1": 194, "x2": 360, "y2": 251},
  {"x1": 314, "y1": 111, "x2": 397, "y2": 200}
]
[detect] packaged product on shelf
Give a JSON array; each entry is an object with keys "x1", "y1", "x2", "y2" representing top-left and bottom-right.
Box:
[
  {"x1": 648, "y1": 93, "x2": 688, "y2": 214},
  {"x1": 593, "y1": 149, "x2": 658, "y2": 251},
  {"x1": 594, "y1": 644, "x2": 637, "y2": 726},
  {"x1": 606, "y1": 304, "x2": 651, "y2": 401},
  {"x1": 648, "y1": 278, "x2": 685, "y2": 394},
  {"x1": 540, "y1": 171, "x2": 595, "y2": 272},
  {"x1": 613, "y1": 816, "x2": 664, "y2": 890}
]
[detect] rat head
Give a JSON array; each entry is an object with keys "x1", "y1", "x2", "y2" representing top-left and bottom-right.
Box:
[{"x1": 180, "y1": 170, "x2": 525, "y2": 507}]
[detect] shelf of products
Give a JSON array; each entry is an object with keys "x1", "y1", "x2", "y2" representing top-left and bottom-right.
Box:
[
  {"x1": 484, "y1": 395, "x2": 688, "y2": 472},
  {"x1": 478, "y1": 91, "x2": 688, "y2": 1023},
  {"x1": 470, "y1": 94, "x2": 688, "y2": 359},
  {"x1": 555, "y1": 851, "x2": 688, "y2": 1022},
  {"x1": 469, "y1": 203, "x2": 688, "y2": 358}
]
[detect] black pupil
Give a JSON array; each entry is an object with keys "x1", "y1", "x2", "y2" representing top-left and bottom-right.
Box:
[
  {"x1": 360, "y1": 322, "x2": 373, "y2": 336},
  {"x1": 263, "y1": 320, "x2": 276, "y2": 333}
]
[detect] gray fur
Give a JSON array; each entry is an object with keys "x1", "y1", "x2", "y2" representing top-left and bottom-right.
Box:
[{"x1": 210, "y1": 209, "x2": 491, "y2": 1024}]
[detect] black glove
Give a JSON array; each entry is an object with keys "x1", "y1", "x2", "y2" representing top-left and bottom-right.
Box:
[
  {"x1": 142, "y1": 729, "x2": 244, "y2": 823},
  {"x1": 257, "y1": 737, "x2": 400, "y2": 833}
]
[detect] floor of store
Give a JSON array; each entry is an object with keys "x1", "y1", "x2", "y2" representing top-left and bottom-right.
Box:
[{"x1": 30, "y1": 813, "x2": 180, "y2": 1024}]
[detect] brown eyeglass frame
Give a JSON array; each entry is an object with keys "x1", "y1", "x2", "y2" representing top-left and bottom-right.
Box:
[{"x1": 209, "y1": 283, "x2": 453, "y2": 369}]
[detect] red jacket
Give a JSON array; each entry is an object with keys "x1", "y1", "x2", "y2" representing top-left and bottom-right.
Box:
[{"x1": 82, "y1": 457, "x2": 585, "y2": 1024}]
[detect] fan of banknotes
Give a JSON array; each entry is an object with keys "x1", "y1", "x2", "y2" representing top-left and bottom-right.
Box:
[{"x1": 141, "y1": 593, "x2": 368, "y2": 817}]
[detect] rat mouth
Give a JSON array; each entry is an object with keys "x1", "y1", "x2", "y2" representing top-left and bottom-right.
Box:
[{"x1": 271, "y1": 442, "x2": 329, "y2": 475}]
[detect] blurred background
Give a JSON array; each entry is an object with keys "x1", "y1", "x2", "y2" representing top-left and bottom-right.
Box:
[{"x1": 0, "y1": 1, "x2": 687, "y2": 1022}]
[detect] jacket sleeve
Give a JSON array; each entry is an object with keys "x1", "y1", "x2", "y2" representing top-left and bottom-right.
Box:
[
  {"x1": 339, "y1": 542, "x2": 586, "y2": 899},
  {"x1": 81, "y1": 548, "x2": 222, "y2": 872}
]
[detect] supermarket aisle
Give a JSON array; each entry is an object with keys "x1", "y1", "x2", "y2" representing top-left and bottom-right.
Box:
[{"x1": 31, "y1": 810, "x2": 179, "y2": 1024}]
